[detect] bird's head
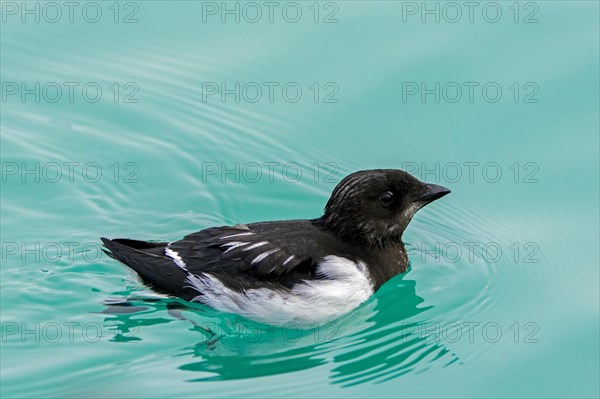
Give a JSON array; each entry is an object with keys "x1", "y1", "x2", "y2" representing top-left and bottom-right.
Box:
[{"x1": 320, "y1": 169, "x2": 450, "y2": 248}]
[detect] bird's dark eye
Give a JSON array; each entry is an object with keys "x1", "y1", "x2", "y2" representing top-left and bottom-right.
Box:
[{"x1": 379, "y1": 191, "x2": 394, "y2": 206}]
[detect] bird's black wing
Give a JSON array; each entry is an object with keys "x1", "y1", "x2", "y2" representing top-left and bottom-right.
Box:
[
  {"x1": 102, "y1": 221, "x2": 326, "y2": 299},
  {"x1": 167, "y1": 222, "x2": 319, "y2": 277}
]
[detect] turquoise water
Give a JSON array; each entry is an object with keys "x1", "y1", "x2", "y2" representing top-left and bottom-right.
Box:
[{"x1": 1, "y1": 1, "x2": 599, "y2": 397}]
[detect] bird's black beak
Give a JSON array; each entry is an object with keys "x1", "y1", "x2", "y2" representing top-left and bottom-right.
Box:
[{"x1": 417, "y1": 183, "x2": 451, "y2": 203}]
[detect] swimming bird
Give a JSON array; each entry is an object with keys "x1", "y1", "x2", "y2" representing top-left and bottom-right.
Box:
[{"x1": 101, "y1": 169, "x2": 450, "y2": 325}]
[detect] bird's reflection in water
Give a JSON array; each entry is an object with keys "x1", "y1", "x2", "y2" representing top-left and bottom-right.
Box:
[{"x1": 100, "y1": 275, "x2": 459, "y2": 385}]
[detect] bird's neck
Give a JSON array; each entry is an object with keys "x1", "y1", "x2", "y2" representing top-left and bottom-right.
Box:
[
  {"x1": 368, "y1": 242, "x2": 409, "y2": 290},
  {"x1": 312, "y1": 216, "x2": 405, "y2": 250}
]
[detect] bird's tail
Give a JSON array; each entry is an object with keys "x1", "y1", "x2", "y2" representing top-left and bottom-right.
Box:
[{"x1": 100, "y1": 237, "x2": 194, "y2": 299}]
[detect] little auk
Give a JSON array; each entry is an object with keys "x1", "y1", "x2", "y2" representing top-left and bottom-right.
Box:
[{"x1": 101, "y1": 169, "x2": 450, "y2": 325}]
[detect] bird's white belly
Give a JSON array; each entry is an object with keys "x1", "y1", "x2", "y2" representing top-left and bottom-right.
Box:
[{"x1": 186, "y1": 255, "x2": 374, "y2": 327}]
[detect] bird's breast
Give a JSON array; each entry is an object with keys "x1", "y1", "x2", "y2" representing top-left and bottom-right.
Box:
[{"x1": 186, "y1": 255, "x2": 374, "y2": 327}]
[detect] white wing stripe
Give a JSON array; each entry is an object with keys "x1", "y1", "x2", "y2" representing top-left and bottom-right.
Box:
[
  {"x1": 220, "y1": 241, "x2": 250, "y2": 253},
  {"x1": 251, "y1": 248, "x2": 280, "y2": 265},
  {"x1": 283, "y1": 255, "x2": 295, "y2": 265},
  {"x1": 165, "y1": 248, "x2": 187, "y2": 270},
  {"x1": 219, "y1": 232, "x2": 254, "y2": 240},
  {"x1": 242, "y1": 241, "x2": 269, "y2": 251}
]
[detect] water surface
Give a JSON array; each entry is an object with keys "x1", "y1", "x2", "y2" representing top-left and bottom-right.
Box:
[{"x1": 1, "y1": 2, "x2": 599, "y2": 398}]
